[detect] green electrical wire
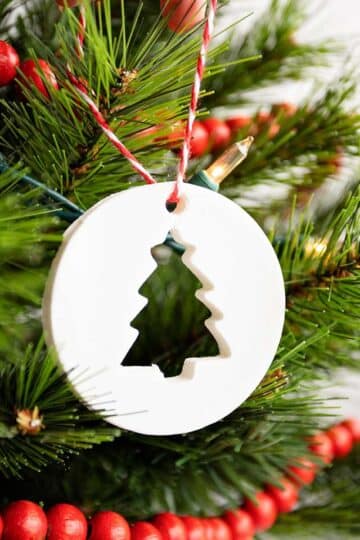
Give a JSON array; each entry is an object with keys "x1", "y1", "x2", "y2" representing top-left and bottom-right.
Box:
[
  {"x1": 0, "y1": 154, "x2": 84, "y2": 222},
  {"x1": 0, "y1": 155, "x2": 220, "y2": 253}
]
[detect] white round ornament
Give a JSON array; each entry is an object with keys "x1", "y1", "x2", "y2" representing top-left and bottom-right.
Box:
[{"x1": 43, "y1": 182, "x2": 285, "y2": 436}]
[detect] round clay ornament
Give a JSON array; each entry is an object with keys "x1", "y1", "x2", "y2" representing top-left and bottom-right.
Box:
[{"x1": 43, "y1": 182, "x2": 285, "y2": 435}]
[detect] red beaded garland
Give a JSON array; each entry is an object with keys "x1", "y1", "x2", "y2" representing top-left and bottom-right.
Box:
[
  {"x1": 341, "y1": 418, "x2": 360, "y2": 443},
  {"x1": 326, "y1": 425, "x2": 353, "y2": 458},
  {"x1": 206, "y1": 518, "x2": 231, "y2": 540},
  {"x1": 18, "y1": 59, "x2": 58, "y2": 99},
  {"x1": 201, "y1": 519, "x2": 215, "y2": 540},
  {"x1": 89, "y1": 511, "x2": 131, "y2": 540},
  {"x1": 0, "y1": 40, "x2": 20, "y2": 86},
  {"x1": 243, "y1": 492, "x2": 278, "y2": 532},
  {"x1": 46, "y1": 503, "x2": 87, "y2": 540},
  {"x1": 288, "y1": 457, "x2": 317, "y2": 486},
  {"x1": 256, "y1": 111, "x2": 273, "y2": 125},
  {"x1": 0, "y1": 419, "x2": 358, "y2": 539},
  {"x1": 163, "y1": 122, "x2": 185, "y2": 149},
  {"x1": 202, "y1": 118, "x2": 232, "y2": 152},
  {"x1": 308, "y1": 432, "x2": 335, "y2": 464},
  {"x1": 267, "y1": 121, "x2": 280, "y2": 139},
  {"x1": 2, "y1": 500, "x2": 47, "y2": 540},
  {"x1": 272, "y1": 102, "x2": 297, "y2": 117},
  {"x1": 266, "y1": 478, "x2": 299, "y2": 513},
  {"x1": 180, "y1": 517, "x2": 205, "y2": 540},
  {"x1": 153, "y1": 513, "x2": 186, "y2": 540},
  {"x1": 131, "y1": 522, "x2": 163, "y2": 540},
  {"x1": 160, "y1": 0, "x2": 206, "y2": 33},
  {"x1": 190, "y1": 121, "x2": 209, "y2": 157},
  {"x1": 225, "y1": 116, "x2": 251, "y2": 135},
  {"x1": 222, "y1": 510, "x2": 255, "y2": 540}
]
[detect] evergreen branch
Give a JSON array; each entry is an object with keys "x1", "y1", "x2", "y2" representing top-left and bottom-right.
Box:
[
  {"x1": 271, "y1": 450, "x2": 360, "y2": 538},
  {"x1": 0, "y1": 0, "x2": 60, "y2": 52},
  {"x1": 277, "y1": 188, "x2": 360, "y2": 371},
  {"x1": 0, "y1": 321, "x2": 336, "y2": 515},
  {"x1": 0, "y1": 339, "x2": 119, "y2": 478},
  {"x1": 0, "y1": 155, "x2": 83, "y2": 220},
  {"x1": 206, "y1": 0, "x2": 337, "y2": 108},
  {"x1": 221, "y1": 74, "x2": 360, "y2": 198},
  {"x1": 0, "y1": 1, "x2": 254, "y2": 209},
  {"x1": 0, "y1": 167, "x2": 63, "y2": 358},
  {"x1": 0, "y1": 0, "x2": 359, "y2": 522},
  {"x1": 280, "y1": 187, "x2": 360, "y2": 288}
]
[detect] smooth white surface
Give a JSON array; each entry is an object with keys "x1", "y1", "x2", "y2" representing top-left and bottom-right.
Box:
[{"x1": 43, "y1": 182, "x2": 285, "y2": 435}]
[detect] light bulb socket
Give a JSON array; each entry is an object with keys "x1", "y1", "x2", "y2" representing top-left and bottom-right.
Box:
[{"x1": 189, "y1": 170, "x2": 219, "y2": 192}]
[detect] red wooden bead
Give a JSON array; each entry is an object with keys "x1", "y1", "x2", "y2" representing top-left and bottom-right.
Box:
[
  {"x1": 46, "y1": 503, "x2": 87, "y2": 540},
  {"x1": 341, "y1": 418, "x2": 360, "y2": 443},
  {"x1": 168, "y1": 120, "x2": 210, "y2": 156},
  {"x1": 168, "y1": 121, "x2": 209, "y2": 157},
  {"x1": 206, "y1": 519, "x2": 231, "y2": 540},
  {"x1": 273, "y1": 103, "x2": 297, "y2": 117},
  {"x1": 190, "y1": 121, "x2": 209, "y2": 157},
  {"x1": 266, "y1": 478, "x2": 299, "y2": 513},
  {"x1": 180, "y1": 517, "x2": 205, "y2": 540},
  {"x1": 268, "y1": 122, "x2": 280, "y2": 139},
  {"x1": 243, "y1": 492, "x2": 278, "y2": 532},
  {"x1": 201, "y1": 520, "x2": 214, "y2": 540},
  {"x1": 326, "y1": 425, "x2": 353, "y2": 458},
  {"x1": 256, "y1": 111, "x2": 273, "y2": 126},
  {"x1": 160, "y1": 0, "x2": 206, "y2": 33},
  {"x1": 202, "y1": 118, "x2": 232, "y2": 152},
  {"x1": 153, "y1": 513, "x2": 186, "y2": 540},
  {"x1": 0, "y1": 40, "x2": 20, "y2": 86},
  {"x1": 225, "y1": 116, "x2": 251, "y2": 135},
  {"x1": 288, "y1": 457, "x2": 317, "y2": 485},
  {"x1": 89, "y1": 511, "x2": 130, "y2": 540},
  {"x1": 18, "y1": 59, "x2": 58, "y2": 99},
  {"x1": 131, "y1": 522, "x2": 163, "y2": 540},
  {"x1": 222, "y1": 510, "x2": 255, "y2": 540},
  {"x1": 161, "y1": 121, "x2": 185, "y2": 149},
  {"x1": 2, "y1": 500, "x2": 47, "y2": 540},
  {"x1": 308, "y1": 432, "x2": 335, "y2": 464}
]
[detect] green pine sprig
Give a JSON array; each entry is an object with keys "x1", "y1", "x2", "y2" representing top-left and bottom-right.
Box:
[
  {"x1": 206, "y1": 0, "x2": 338, "y2": 108},
  {"x1": 270, "y1": 449, "x2": 360, "y2": 538},
  {"x1": 0, "y1": 338, "x2": 119, "y2": 478}
]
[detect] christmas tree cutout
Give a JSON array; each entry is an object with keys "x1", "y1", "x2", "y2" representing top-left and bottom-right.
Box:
[{"x1": 122, "y1": 243, "x2": 219, "y2": 378}]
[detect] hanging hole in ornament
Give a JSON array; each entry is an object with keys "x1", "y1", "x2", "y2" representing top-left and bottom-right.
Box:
[
  {"x1": 166, "y1": 199, "x2": 178, "y2": 213},
  {"x1": 122, "y1": 238, "x2": 220, "y2": 377},
  {"x1": 165, "y1": 191, "x2": 187, "y2": 214}
]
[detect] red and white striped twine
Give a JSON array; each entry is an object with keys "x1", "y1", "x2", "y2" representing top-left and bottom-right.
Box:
[
  {"x1": 68, "y1": 72, "x2": 156, "y2": 184},
  {"x1": 70, "y1": 4, "x2": 156, "y2": 184},
  {"x1": 70, "y1": 0, "x2": 218, "y2": 203},
  {"x1": 170, "y1": 0, "x2": 218, "y2": 204},
  {"x1": 75, "y1": 4, "x2": 86, "y2": 59}
]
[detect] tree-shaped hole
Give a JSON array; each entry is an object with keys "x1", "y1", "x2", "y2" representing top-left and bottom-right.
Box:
[{"x1": 122, "y1": 244, "x2": 219, "y2": 377}]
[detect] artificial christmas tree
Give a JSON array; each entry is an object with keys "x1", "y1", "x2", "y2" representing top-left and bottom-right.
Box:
[{"x1": 0, "y1": 0, "x2": 359, "y2": 537}]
